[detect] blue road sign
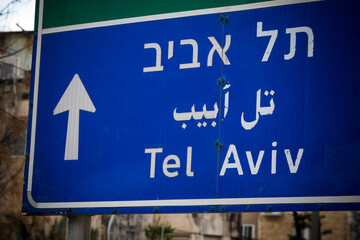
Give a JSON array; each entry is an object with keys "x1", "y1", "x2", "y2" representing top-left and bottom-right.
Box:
[{"x1": 23, "y1": 0, "x2": 360, "y2": 214}]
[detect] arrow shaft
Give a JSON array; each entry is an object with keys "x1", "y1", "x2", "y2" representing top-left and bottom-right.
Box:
[{"x1": 65, "y1": 110, "x2": 80, "y2": 160}]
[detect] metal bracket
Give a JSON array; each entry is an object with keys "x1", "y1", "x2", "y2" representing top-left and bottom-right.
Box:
[
  {"x1": 219, "y1": 14, "x2": 230, "y2": 24},
  {"x1": 214, "y1": 139, "x2": 224, "y2": 150},
  {"x1": 217, "y1": 76, "x2": 226, "y2": 86}
]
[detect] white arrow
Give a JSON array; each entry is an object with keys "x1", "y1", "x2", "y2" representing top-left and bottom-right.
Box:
[{"x1": 53, "y1": 74, "x2": 96, "y2": 160}]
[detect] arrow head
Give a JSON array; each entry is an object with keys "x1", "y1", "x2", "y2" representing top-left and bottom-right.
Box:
[{"x1": 53, "y1": 74, "x2": 96, "y2": 115}]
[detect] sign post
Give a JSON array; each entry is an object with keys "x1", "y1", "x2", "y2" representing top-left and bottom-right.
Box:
[
  {"x1": 66, "y1": 215, "x2": 91, "y2": 240},
  {"x1": 23, "y1": 0, "x2": 360, "y2": 215}
]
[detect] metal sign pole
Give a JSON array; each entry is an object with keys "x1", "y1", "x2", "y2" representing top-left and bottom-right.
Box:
[
  {"x1": 66, "y1": 215, "x2": 91, "y2": 240},
  {"x1": 310, "y1": 212, "x2": 320, "y2": 240}
]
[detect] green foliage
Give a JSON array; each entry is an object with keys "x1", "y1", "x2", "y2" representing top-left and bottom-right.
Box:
[
  {"x1": 145, "y1": 217, "x2": 174, "y2": 240},
  {"x1": 288, "y1": 212, "x2": 333, "y2": 240},
  {"x1": 4, "y1": 214, "x2": 45, "y2": 240},
  {"x1": 296, "y1": 212, "x2": 312, "y2": 229},
  {"x1": 288, "y1": 212, "x2": 311, "y2": 240}
]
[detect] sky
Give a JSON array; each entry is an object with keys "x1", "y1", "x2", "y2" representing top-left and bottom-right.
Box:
[{"x1": 0, "y1": 0, "x2": 36, "y2": 32}]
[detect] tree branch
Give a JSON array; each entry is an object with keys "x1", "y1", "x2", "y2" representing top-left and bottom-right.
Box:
[{"x1": 0, "y1": 165, "x2": 23, "y2": 196}]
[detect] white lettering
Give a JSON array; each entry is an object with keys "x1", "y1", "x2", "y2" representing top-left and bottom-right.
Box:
[
  {"x1": 220, "y1": 144, "x2": 243, "y2": 176},
  {"x1": 207, "y1": 35, "x2": 231, "y2": 67},
  {"x1": 186, "y1": 146, "x2": 194, "y2": 177},
  {"x1": 145, "y1": 148, "x2": 163, "y2": 178},
  {"x1": 246, "y1": 150, "x2": 264, "y2": 175},
  {"x1": 163, "y1": 154, "x2": 180, "y2": 177},
  {"x1": 285, "y1": 148, "x2": 304, "y2": 173},
  {"x1": 168, "y1": 41, "x2": 174, "y2": 59},
  {"x1": 179, "y1": 39, "x2": 200, "y2": 69},
  {"x1": 257, "y1": 22, "x2": 278, "y2": 62},
  {"x1": 143, "y1": 43, "x2": 164, "y2": 72},
  {"x1": 284, "y1": 26, "x2": 314, "y2": 60},
  {"x1": 271, "y1": 141, "x2": 277, "y2": 174}
]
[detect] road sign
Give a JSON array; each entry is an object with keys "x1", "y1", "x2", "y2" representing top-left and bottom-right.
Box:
[{"x1": 23, "y1": 0, "x2": 360, "y2": 214}]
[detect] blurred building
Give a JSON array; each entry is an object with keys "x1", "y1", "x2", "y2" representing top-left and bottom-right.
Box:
[
  {"x1": 0, "y1": 31, "x2": 359, "y2": 240},
  {"x1": 98, "y1": 211, "x2": 354, "y2": 240},
  {"x1": 0, "y1": 31, "x2": 34, "y2": 238}
]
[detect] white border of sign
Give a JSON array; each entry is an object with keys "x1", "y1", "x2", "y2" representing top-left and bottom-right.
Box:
[{"x1": 28, "y1": 0, "x2": 360, "y2": 209}]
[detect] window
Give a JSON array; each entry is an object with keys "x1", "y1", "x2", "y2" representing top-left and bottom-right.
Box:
[
  {"x1": 125, "y1": 229, "x2": 136, "y2": 240},
  {"x1": 11, "y1": 131, "x2": 26, "y2": 156},
  {"x1": 0, "y1": 56, "x2": 24, "y2": 80},
  {"x1": 242, "y1": 224, "x2": 255, "y2": 240}
]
